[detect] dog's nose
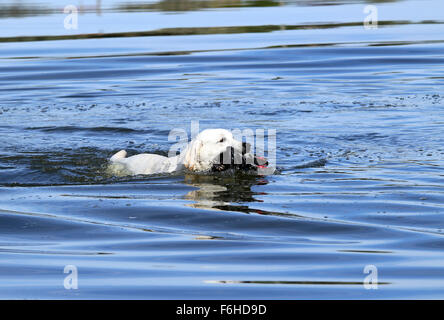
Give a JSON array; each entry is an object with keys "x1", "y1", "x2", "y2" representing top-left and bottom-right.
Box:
[
  {"x1": 242, "y1": 142, "x2": 251, "y2": 154},
  {"x1": 254, "y1": 156, "x2": 268, "y2": 167}
]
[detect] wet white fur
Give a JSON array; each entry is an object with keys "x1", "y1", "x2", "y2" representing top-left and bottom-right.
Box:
[{"x1": 109, "y1": 129, "x2": 245, "y2": 175}]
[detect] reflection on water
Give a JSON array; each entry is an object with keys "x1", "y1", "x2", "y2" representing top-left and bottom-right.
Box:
[
  {"x1": 184, "y1": 173, "x2": 268, "y2": 211},
  {"x1": 0, "y1": 0, "x2": 404, "y2": 18},
  {"x1": 6, "y1": 20, "x2": 441, "y2": 43},
  {"x1": 205, "y1": 280, "x2": 391, "y2": 285},
  {"x1": 0, "y1": 3, "x2": 51, "y2": 18},
  {"x1": 118, "y1": 0, "x2": 280, "y2": 12}
]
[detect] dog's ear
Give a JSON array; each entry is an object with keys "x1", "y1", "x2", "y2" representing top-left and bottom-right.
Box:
[{"x1": 183, "y1": 139, "x2": 203, "y2": 171}]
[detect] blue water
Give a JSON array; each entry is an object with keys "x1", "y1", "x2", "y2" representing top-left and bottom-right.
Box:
[{"x1": 0, "y1": 0, "x2": 444, "y2": 299}]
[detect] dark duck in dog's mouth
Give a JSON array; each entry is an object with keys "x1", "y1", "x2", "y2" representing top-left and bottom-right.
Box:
[{"x1": 211, "y1": 142, "x2": 269, "y2": 173}]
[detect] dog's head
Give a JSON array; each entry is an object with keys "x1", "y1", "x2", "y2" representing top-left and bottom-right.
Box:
[{"x1": 183, "y1": 129, "x2": 268, "y2": 173}]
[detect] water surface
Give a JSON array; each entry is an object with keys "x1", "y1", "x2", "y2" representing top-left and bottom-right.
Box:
[{"x1": 0, "y1": 0, "x2": 444, "y2": 299}]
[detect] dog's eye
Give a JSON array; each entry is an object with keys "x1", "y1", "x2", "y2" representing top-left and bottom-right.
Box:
[{"x1": 219, "y1": 137, "x2": 225, "y2": 143}]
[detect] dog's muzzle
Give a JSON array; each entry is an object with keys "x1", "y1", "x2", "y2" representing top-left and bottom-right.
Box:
[{"x1": 211, "y1": 142, "x2": 268, "y2": 172}]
